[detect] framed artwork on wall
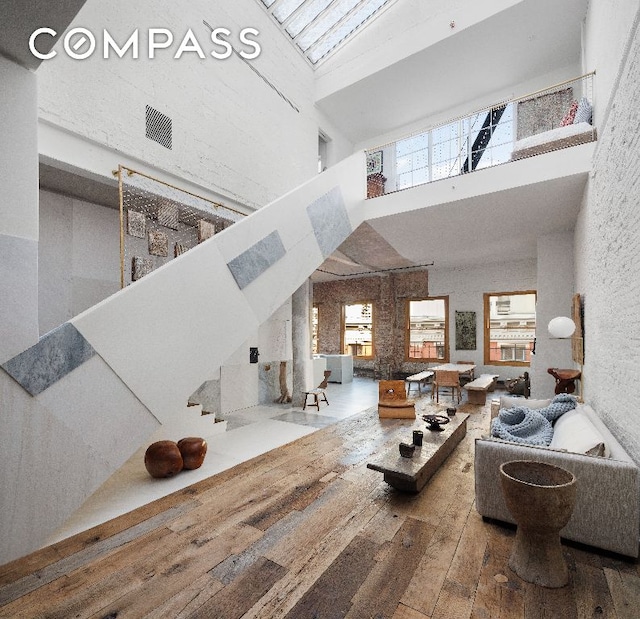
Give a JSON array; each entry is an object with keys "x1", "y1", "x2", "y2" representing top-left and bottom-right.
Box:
[
  {"x1": 366, "y1": 150, "x2": 383, "y2": 175},
  {"x1": 148, "y1": 229, "x2": 169, "y2": 257},
  {"x1": 127, "y1": 210, "x2": 146, "y2": 238},
  {"x1": 455, "y1": 311, "x2": 476, "y2": 350},
  {"x1": 158, "y1": 202, "x2": 179, "y2": 230}
]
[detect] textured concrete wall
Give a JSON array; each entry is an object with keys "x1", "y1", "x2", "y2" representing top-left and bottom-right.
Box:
[{"x1": 574, "y1": 10, "x2": 640, "y2": 463}]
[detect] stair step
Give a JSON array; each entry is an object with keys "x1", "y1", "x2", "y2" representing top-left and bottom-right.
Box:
[{"x1": 149, "y1": 404, "x2": 227, "y2": 442}]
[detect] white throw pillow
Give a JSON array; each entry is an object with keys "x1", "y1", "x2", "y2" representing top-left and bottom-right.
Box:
[
  {"x1": 550, "y1": 409, "x2": 608, "y2": 457},
  {"x1": 573, "y1": 97, "x2": 592, "y2": 124}
]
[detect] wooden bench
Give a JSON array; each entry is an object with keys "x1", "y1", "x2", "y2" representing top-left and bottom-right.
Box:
[
  {"x1": 463, "y1": 374, "x2": 499, "y2": 405},
  {"x1": 378, "y1": 380, "x2": 416, "y2": 419},
  {"x1": 405, "y1": 370, "x2": 434, "y2": 394}
]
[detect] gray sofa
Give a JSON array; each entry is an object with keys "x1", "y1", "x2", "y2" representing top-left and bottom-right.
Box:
[{"x1": 475, "y1": 395, "x2": 640, "y2": 558}]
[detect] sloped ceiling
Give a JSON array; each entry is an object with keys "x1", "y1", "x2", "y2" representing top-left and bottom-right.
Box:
[
  {"x1": 315, "y1": 0, "x2": 588, "y2": 144},
  {"x1": 0, "y1": 0, "x2": 87, "y2": 70},
  {"x1": 311, "y1": 170, "x2": 588, "y2": 281}
]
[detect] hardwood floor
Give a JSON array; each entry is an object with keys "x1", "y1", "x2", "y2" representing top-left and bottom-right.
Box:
[{"x1": 1, "y1": 400, "x2": 639, "y2": 618}]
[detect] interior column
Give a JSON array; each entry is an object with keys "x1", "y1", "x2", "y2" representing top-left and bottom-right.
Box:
[{"x1": 291, "y1": 278, "x2": 313, "y2": 408}]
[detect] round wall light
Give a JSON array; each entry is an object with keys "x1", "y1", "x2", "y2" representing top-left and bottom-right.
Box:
[{"x1": 548, "y1": 316, "x2": 576, "y2": 339}]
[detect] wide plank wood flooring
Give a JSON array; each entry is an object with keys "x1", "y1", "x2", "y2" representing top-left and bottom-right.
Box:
[{"x1": 1, "y1": 401, "x2": 640, "y2": 618}]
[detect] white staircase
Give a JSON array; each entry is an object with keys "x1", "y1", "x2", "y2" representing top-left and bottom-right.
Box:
[{"x1": 0, "y1": 152, "x2": 366, "y2": 564}]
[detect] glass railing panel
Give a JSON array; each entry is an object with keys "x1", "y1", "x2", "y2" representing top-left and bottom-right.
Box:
[{"x1": 365, "y1": 73, "x2": 595, "y2": 199}]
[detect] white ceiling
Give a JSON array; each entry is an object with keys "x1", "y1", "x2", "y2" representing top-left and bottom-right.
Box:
[
  {"x1": 312, "y1": 172, "x2": 588, "y2": 282},
  {"x1": 367, "y1": 173, "x2": 588, "y2": 269},
  {"x1": 0, "y1": 0, "x2": 86, "y2": 70},
  {"x1": 310, "y1": 0, "x2": 590, "y2": 280},
  {"x1": 316, "y1": 0, "x2": 588, "y2": 145}
]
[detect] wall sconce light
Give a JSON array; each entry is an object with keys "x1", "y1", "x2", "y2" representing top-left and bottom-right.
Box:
[
  {"x1": 548, "y1": 316, "x2": 576, "y2": 339},
  {"x1": 547, "y1": 316, "x2": 582, "y2": 400}
]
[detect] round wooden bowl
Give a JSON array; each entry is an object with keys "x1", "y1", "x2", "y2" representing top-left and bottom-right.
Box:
[
  {"x1": 177, "y1": 437, "x2": 208, "y2": 470},
  {"x1": 144, "y1": 440, "x2": 184, "y2": 478}
]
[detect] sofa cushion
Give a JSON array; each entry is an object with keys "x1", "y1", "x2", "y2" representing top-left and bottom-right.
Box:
[
  {"x1": 573, "y1": 97, "x2": 593, "y2": 124},
  {"x1": 550, "y1": 408, "x2": 609, "y2": 457},
  {"x1": 499, "y1": 396, "x2": 551, "y2": 410},
  {"x1": 560, "y1": 100, "x2": 579, "y2": 126}
]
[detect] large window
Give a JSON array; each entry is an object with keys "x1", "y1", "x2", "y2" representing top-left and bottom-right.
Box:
[
  {"x1": 484, "y1": 291, "x2": 536, "y2": 366},
  {"x1": 396, "y1": 133, "x2": 429, "y2": 190},
  {"x1": 394, "y1": 104, "x2": 514, "y2": 191},
  {"x1": 342, "y1": 302, "x2": 374, "y2": 358},
  {"x1": 406, "y1": 297, "x2": 448, "y2": 362}
]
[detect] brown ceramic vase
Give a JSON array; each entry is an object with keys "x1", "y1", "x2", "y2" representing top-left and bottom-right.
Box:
[
  {"x1": 144, "y1": 440, "x2": 184, "y2": 478},
  {"x1": 177, "y1": 437, "x2": 208, "y2": 470},
  {"x1": 500, "y1": 460, "x2": 576, "y2": 588}
]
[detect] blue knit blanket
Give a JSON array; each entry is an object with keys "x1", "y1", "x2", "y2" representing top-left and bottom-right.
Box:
[{"x1": 490, "y1": 394, "x2": 577, "y2": 446}]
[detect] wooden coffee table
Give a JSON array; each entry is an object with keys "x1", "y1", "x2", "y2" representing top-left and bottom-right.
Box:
[{"x1": 367, "y1": 413, "x2": 469, "y2": 492}]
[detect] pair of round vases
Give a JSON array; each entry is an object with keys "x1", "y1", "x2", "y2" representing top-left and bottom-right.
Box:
[{"x1": 144, "y1": 437, "x2": 207, "y2": 478}]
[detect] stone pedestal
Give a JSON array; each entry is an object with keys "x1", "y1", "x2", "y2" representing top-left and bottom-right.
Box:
[
  {"x1": 500, "y1": 460, "x2": 576, "y2": 588},
  {"x1": 319, "y1": 354, "x2": 353, "y2": 383}
]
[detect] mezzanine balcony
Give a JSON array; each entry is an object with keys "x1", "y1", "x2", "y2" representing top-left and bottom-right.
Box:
[{"x1": 365, "y1": 73, "x2": 595, "y2": 200}]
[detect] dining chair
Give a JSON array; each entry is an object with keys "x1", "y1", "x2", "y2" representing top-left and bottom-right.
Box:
[
  {"x1": 456, "y1": 360, "x2": 475, "y2": 384},
  {"x1": 432, "y1": 369, "x2": 462, "y2": 404}
]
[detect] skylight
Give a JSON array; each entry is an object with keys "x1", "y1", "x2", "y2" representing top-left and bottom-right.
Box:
[{"x1": 258, "y1": 0, "x2": 397, "y2": 66}]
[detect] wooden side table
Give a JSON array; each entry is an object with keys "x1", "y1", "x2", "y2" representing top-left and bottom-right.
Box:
[{"x1": 547, "y1": 367, "x2": 581, "y2": 394}]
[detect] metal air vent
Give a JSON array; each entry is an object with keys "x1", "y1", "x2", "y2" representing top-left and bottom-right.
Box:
[{"x1": 145, "y1": 105, "x2": 172, "y2": 149}]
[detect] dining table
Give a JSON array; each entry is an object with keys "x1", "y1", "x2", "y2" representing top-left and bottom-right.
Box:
[{"x1": 431, "y1": 363, "x2": 476, "y2": 375}]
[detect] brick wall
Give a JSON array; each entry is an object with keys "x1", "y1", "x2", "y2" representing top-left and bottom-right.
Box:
[
  {"x1": 314, "y1": 259, "x2": 540, "y2": 383},
  {"x1": 314, "y1": 271, "x2": 431, "y2": 377},
  {"x1": 574, "y1": 13, "x2": 640, "y2": 462}
]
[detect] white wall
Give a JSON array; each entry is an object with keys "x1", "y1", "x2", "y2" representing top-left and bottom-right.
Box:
[
  {"x1": 575, "y1": 4, "x2": 640, "y2": 462},
  {"x1": 36, "y1": 0, "x2": 324, "y2": 209},
  {"x1": 32, "y1": 0, "x2": 355, "y2": 422},
  {"x1": 583, "y1": 0, "x2": 638, "y2": 126},
  {"x1": 529, "y1": 231, "x2": 576, "y2": 399},
  {"x1": 39, "y1": 191, "x2": 120, "y2": 334},
  {"x1": 355, "y1": 64, "x2": 582, "y2": 154},
  {"x1": 317, "y1": 108, "x2": 355, "y2": 169},
  {"x1": 0, "y1": 56, "x2": 39, "y2": 363},
  {"x1": 428, "y1": 259, "x2": 537, "y2": 384},
  {"x1": 38, "y1": 188, "x2": 295, "y2": 414}
]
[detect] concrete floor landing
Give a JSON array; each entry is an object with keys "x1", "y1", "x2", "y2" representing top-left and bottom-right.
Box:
[{"x1": 45, "y1": 377, "x2": 382, "y2": 546}]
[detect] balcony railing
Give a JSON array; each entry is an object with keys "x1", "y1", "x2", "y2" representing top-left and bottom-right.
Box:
[{"x1": 365, "y1": 73, "x2": 595, "y2": 199}]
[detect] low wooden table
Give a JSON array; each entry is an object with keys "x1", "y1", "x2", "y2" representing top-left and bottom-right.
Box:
[{"x1": 367, "y1": 413, "x2": 469, "y2": 492}]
